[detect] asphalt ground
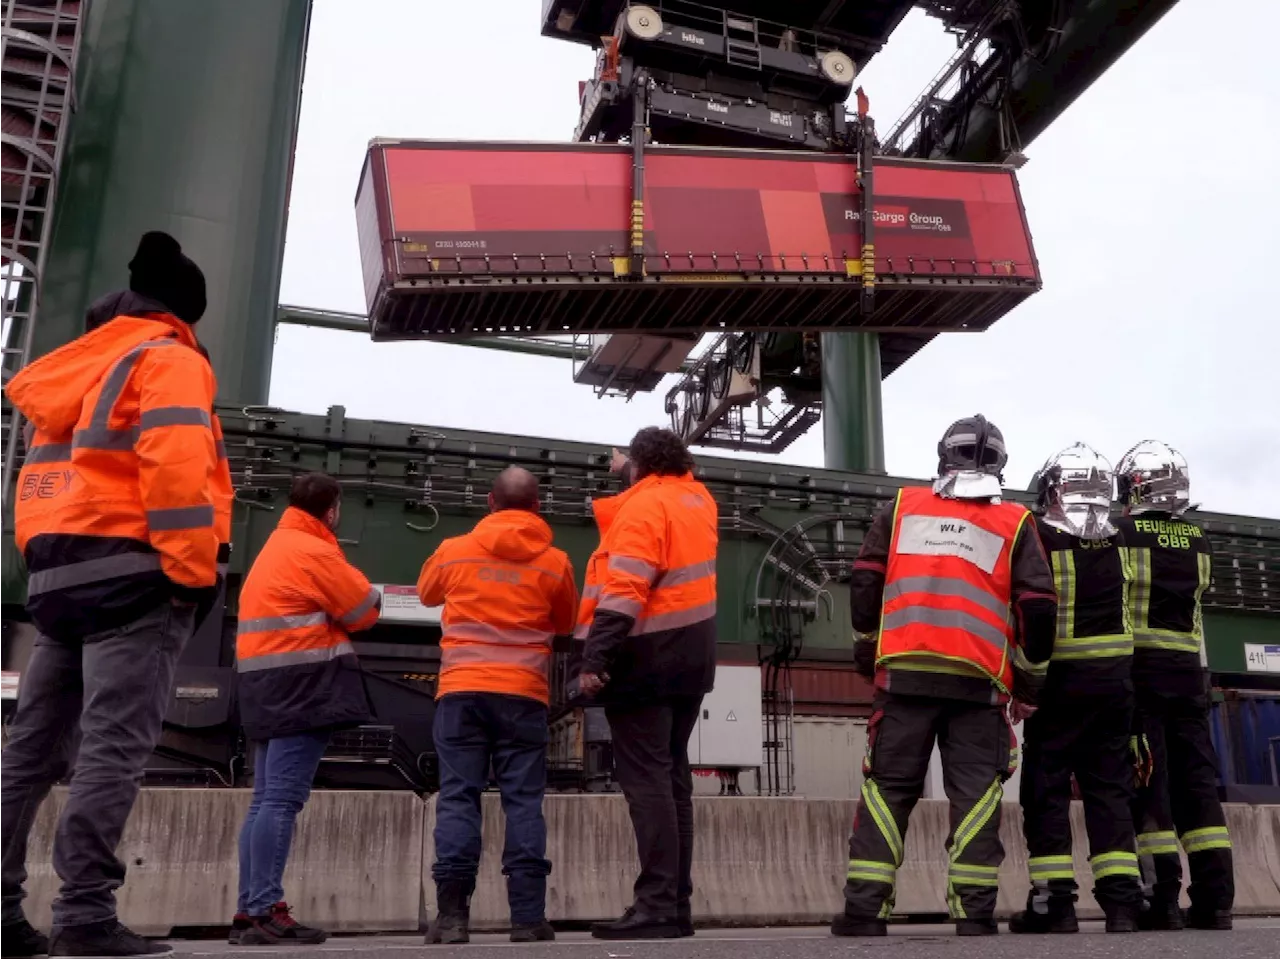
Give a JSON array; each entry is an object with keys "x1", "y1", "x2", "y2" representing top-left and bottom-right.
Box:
[{"x1": 174, "y1": 919, "x2": 1280, "y2": 959}]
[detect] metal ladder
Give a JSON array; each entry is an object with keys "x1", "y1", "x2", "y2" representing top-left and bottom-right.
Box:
[
  {"x1": 723, "y1": 13, "x2": 761, "y2": 70},
  {"x1": 1, "y1": 0, "x2": 88, "y2": 504}
]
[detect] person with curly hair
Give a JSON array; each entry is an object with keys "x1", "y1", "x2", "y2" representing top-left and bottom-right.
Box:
[{"x1": 576, "y1": 427, "x2": 718, "y2": 940}]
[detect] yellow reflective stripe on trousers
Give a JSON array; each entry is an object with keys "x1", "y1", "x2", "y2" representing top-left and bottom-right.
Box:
[
  {"x1": 860, "y1": 780, "x2": 904, "y2": 866},
  {"x1": 947, "y1": 863, "x2": 1000, "y2": 887},
  {"x1": 1091, "y1": 850, "x2": 1140, "y2": 880},
  {"x1": 1052, "y1": 633, "x2": 1135, "y2": 660},
  {"x1": 1136, "y1": 831, "x2": 1180, "y2": 856},
  {"x1": 1181, "y1": 826, "x2": 1232, "y2": 854},
  {"x1": 1028, "y1": 855, "x2": 1075, "y2": 881},
  {"x1": 946, "y1": 777, "x2": 1003, "y2": 918},
  {"x1": 847, "y1": 859, "x2": 896, "y2": 885}
]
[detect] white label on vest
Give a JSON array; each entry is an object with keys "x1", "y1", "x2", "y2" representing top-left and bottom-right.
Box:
[{"x1": 897, "y1": 515, "x2": 1004, "y2": 574}]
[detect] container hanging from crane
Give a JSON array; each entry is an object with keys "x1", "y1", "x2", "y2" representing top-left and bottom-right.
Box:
[{"x1": 354, "y1": 138, "x2": 1040, "y2": 340}]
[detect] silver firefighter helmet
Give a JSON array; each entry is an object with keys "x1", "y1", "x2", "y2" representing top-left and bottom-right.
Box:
[
  {"x1": 1115, "y1": 440, "x2": 1193, "y2": 516},
  {"x1": 1032, "y1": 443, "x2": 1117, "y2": 540}
]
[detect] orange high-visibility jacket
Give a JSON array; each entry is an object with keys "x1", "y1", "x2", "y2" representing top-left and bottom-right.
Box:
[
  {"x1": 877, "y1": 486, "x2": 1034, "y2": 692},
  {"x1": 7, "y1": 313, "x2": 228, "y2": 640},
  {"x1": 418, "y1": 509, "x2": 577, "y2": 705},
  {"x1": 574, "y1": 492, "x2": 626, "y2": 640},
  {"x1": 236, "y1": 506, "x2": 381, "y2": 740},
  {"x1": 580, "y1": 472, "x2": 718, "y2": 703}
]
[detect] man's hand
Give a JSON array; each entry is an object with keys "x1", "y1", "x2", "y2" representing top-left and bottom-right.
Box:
[
  {"x1": 1009, "y1": 700, "x2": 1037, "y2": 723},
  {"x1": 609, "y1": 448, "x2": 629, "y2": 474},
  {"x1": 579, "y1": 671, "x2": 609, "y2": 697}
]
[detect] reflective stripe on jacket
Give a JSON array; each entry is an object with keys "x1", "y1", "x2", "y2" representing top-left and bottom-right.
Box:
[
  {"x1": 1036, "y1": 519, "x2": 1134, "y2": 663},
  {"x1": 7, "y1": 313, "x2": 223, "y2": 639},
  {"x1": 581, "y1": 472, "x2": 718, "y2": 703},
  {"x1": 235, "y1": 506, "x2": 380, "y2": 739},
  {"x1": 877, "y1": 486, "x2": 1031, "y2": 693},
  {"x1": 418, "y1": 509, "x2": 577, "y2": 705},
  {"x1": 1114, "y1": 514, "x2": 1212, "y2": 659}
]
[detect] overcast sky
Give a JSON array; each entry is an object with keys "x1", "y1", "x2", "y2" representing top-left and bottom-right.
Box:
[{"x1": 273, "y1": 0, "x2": 1278, "y2": 519}]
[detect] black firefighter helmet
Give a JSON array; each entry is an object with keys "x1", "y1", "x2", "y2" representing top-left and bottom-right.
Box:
[{"x1": 936, "y1": 414, "x2": 1008, "y2": 482}]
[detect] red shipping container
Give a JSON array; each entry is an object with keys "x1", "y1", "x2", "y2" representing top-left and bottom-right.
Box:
[{"x1": 356, "y1": 140, "x2": 1040, "y2": 339}]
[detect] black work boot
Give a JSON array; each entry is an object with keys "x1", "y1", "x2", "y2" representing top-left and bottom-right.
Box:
[
  {"x1": 1138, "y1": 899, "x2": 1185, "y2": 931},
  {"x1": 676, "y1": 904, "x2": 695, "y2": 938},
  {"x1": 1186, "y1": 908, "x2": 1232, "y2": 931},
  {"x1": 427, "y1": 880, "x2": 473, "y2": 945},
  {"x1": 591, "y1": 906, "x2": 679, "y2": 940},
  {"x1": 2, "y1": 918, "x2": 50, "y2": 957},
  {"x1": 956, "y1": 918, "x2": 998, "y2": 936},
  {"x1": 1104, "y1": 907, "x2": 1140, "y2": 934},
  {"x1": 510, "y1": 920, "x2": 555, "y2": 942},
  {"x1": 1009, "y1": 903, "x2": 1079, "y2": 934},
  {"x1": 830, "y1": 911, "x2": 887, "y2": 937},
  {"x1": 48, "y1": 920, "x2": 172, "y2": 957}
]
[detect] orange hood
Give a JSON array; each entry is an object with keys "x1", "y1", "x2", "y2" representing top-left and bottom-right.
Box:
[
  {"x1": 5, "y1": 313, "x2": 200, "y2": 437},
  {"x1": 473, "y1": 510, "x2": 554, "y2": 562}
]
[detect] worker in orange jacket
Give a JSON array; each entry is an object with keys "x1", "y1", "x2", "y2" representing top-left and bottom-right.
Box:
[
  {"x1": 2, "y1": 233, "x2": 225, "y2": 959},
  {"x1": 577, "y1": 428, "x2": 718, "y2": 941},
  {"x1": 417, "y1": 467, "x2": 577, "y2": 945},
  {"x1": 232, "y1": 472, "x2": 381, "y2": 946}
]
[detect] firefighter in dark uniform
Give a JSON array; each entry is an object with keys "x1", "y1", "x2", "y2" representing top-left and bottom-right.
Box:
[
  {"x1": 1116, "y1": 440, "x2": 1234, "y2": 931},
  {"x1": 832, "y1": 415, "x2": 1058, "y2": 938},
  {"x1": 1010, "y1": 444, "x2": 1143, "y2": 935}
]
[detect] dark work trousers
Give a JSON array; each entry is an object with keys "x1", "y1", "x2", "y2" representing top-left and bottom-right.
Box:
[
  {"x1": 1130, "y1": 685, "x2": 1234, "y2": 914},
  {"x1": 605, "y1": 695, "x2": 703, "y2": 920},
  {"x1": 1, "y1": 601, "x2": 193, "y2": 928},
  {"x1": 1019, "y1": 688, "x2": 1142, "y2": 916},
  {"x1": 431, "y1": 692, "x2": 552, "y2": 924},
  {"x1": 843, "y1": 692, "x2": 1014, "y2": 922}
]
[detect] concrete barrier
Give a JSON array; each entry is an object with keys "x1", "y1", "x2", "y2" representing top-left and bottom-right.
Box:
[
  {"x1": 23, "y1": 789, "x2": 425, "y2": 935},
  {"x1": 17, "y1": 790, "x2": 1280, "y2": 934},
  {"x1": 424, "y1": 795, "x2": 1280, "y2": 927},
  {"x1": 1220, "y1": 804, "x2": 1280, "y2": 914}
]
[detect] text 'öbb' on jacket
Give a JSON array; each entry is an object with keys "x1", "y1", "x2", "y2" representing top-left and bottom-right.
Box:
[
  {"x1": 6, "y1": 312, "x2": 230, "y2": 640},
  {"x1": 235, "y1": 506, "x2": 381, "y2": 740},
  {"x1": 581, "y1": 472, "x2": 719, "y2": 703},
  {"x1": 418, "y1": 510, "x2": 578, "y2": 705}
]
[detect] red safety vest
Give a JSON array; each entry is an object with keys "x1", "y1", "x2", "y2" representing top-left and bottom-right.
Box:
[{"x1": 878, "y1": 486, "x2": 1031, "y2": 692}]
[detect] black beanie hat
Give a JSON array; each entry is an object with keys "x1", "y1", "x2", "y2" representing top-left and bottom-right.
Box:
[{"x1": 128, "y1": 231, "x2": 207, "y2": 324}]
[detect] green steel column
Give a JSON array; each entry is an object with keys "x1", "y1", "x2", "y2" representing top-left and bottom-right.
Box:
[
  {"x1": 820, "y1": 331, "x2": 885, "y2": 473},
  {"x1": 32, "y1": 0, "x2": 311, "y2": 406}
]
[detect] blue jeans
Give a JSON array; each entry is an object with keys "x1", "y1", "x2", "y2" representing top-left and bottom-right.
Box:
[
  {"x1": 236, "y1": 731, "x2": 330, "y2": 915},
  {"x1": 432, "y1": 692, "x2": 550, "y2": 924}
]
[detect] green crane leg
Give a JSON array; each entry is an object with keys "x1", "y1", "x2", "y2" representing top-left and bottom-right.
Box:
[
  {"x1": 820, "y1": 331, "x2": 885, "y2": 473},
  {"x1": 32, "y1": 0, "x2": 311, "y2": 407}
]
